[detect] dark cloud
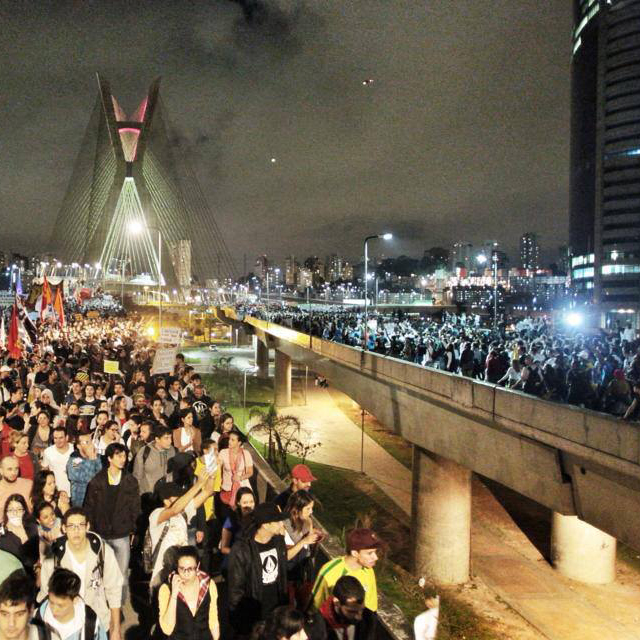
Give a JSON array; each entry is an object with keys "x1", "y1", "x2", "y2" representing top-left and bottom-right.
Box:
[{"x1": 0, "y1": 1, "x2": 572, "y2": 268}]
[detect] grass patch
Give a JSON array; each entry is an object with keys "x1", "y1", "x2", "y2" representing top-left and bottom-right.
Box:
[
  {"x1": 251, "y1": 445, "x2": 497, "y2": 640},
  {"x1": 618, "y1": 543, "x2": 640, "y2": 573}
]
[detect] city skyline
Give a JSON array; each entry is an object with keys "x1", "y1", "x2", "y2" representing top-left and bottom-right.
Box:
[{"x1": 1, "y1": 1, "x2": 571, "y2": 267}]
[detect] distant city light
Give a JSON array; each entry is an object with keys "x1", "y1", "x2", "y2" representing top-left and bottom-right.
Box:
[{"x1": 565, "y1": 312, "x2": 583, "y2": 327}]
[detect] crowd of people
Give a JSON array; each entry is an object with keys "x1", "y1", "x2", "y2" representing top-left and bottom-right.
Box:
[
  {"x1": 0, "y1": 309, "x2": 440, "y2": 640},
  {"x1": 240, "y1": 303, "x2": 640, "y2": 419}
]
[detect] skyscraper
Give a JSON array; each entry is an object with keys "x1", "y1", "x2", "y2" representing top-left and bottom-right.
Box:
[
  {"x1": 520, "y1": 233, "x2": 540, "y2": 271},
  {"x1": 570, "y1": 1, "x2": 640, "y2": 324},
  {"x1": 450, "y1": 242, "x2": 474, "y2": 272},
  {"x1": 52, "y1": 75, "x2": 235, "y2": 288}
]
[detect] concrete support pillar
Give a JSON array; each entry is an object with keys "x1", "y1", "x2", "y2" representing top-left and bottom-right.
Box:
[
  {"x1": 411, "y1": 447, "x2": 471, "y2": 584},
  {"x1": 237, "y1": 325, "x2": 252, "y2": 346},
  {"x1": 255, "y1": 338, "x2": 269, "y2": 379},
  {"x1": 551, "y1": 512, "x2": 616, "y2": 584},
  {"x1": 274, "y1": 350, "x2": 292, "y2": 407}
]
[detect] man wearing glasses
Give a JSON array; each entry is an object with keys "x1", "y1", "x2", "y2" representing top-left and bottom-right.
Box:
[{"x1": 38, "y1": 507, "x2": 124, "y2": 640}]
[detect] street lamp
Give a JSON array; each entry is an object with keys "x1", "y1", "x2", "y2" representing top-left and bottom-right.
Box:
[
  {"x1": 266, "y1": 268, "x2": 280, "y2": 306},
  {"x1": 129, "y1": 220, "x2": 163, "y2": 333},
  {"x1": 363, "y1": 233, "x2": 392, "y2": 350},
  {"x1": 477, "y1": 248, "x2": 499, "y2": 330}
]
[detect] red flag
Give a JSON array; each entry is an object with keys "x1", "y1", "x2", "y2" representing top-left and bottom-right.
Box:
[
  {"x1": 7, "y1": 303, "x2": 21, "y2": 359},
  {"x1": 41, "y1": 276, "x2": 53, "y2": 321},
  {"x1": 53, "y1": 286, "x2": 65, "y2": 328}
]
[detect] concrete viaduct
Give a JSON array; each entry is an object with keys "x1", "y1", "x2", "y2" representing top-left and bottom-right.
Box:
[{"x1": 218, "y1": 308, "x2": 640, "y2": 586}]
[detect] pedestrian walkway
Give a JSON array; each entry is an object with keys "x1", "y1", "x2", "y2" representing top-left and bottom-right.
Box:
[{"x1": 282, "y1": 385, "x2": 640, "y2": 640}]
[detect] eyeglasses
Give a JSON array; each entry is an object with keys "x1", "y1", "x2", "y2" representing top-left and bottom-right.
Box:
[
  {"x1": 7, "y1": 508, "x2": 24, "y2": 515},
  {"x1": 177, "y1": 566, "x2": 197, "y2": 575},
  {"x1": 65, "y1": 523, "x2": 87, "y2": 531}
]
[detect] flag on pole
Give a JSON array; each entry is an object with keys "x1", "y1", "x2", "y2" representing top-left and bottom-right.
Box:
[
  {"x1": 41, "y1": 276, "x2": 53, "y2": 321},
  {"x1": 53, "y1": 286, "x2": 65, "y2": 328},
  {"x1": 16, "y1": 297, "x2": 37, "y2": 345},
  {"x1": 7, "y1": 303, "x2": 21, "y2": 359}
]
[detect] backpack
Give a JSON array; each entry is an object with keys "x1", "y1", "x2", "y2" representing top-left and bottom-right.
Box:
[
  {"x1": 142, "y1": 521, "x2": 169, "y2": 574},
  {"x1": 142, "y1": 511, "x2": 188, "y2": 574},
  {"x1": 52, "y1": 532, "x2": 104, "y2": 582},
  {"x1": 33, "y1": 603, "x2": 97, "y2": 640}
]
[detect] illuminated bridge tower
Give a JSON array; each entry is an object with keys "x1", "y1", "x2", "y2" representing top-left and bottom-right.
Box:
[
  {"x1": 570, "y1": 0, "x2": 640, "y2": 327},
  {"x1": 51, "y1": 75, "x2": 235, "y2": 290}
]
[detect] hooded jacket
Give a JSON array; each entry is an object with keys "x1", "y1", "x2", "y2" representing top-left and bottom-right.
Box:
[{"x1": 38, "y1": 532, "x2": 123, "y2": 629}]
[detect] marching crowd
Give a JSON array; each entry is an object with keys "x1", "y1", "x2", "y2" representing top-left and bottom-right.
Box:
[
  {"x1": 0, "y1": 311, "x2": 440, "y2": 640},
  {"x1": 242, "y1": 303, "x2": 640, "y2": 419}
]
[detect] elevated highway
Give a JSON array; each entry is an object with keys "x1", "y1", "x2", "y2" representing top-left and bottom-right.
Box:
[{"x1": 218, "y1": 308, "x2": 640, "y2": 586}]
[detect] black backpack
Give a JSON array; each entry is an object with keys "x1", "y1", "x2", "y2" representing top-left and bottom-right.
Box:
[
  {"x1": 51, "y1": 532, "x2": 105, "y2": 582},
  {"x1": 33, "y1": 603, "x2": 98, "y2": 640}
]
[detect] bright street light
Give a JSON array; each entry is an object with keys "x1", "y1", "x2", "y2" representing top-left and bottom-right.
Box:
[
  {"x1": 476, "y1": 254, "x2": 487, "y2": 265},
  {"x1": 364, "y1": 232, "x2": 393, "y2": 350},
  {"x1": 128, "y1": 220, "x2": 144, "y2": 235}
]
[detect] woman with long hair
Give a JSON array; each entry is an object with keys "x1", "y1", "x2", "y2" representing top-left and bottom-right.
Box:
[
  {"x1": 173, "y1": 408, "x2": 202, "y2": 454},
  {"x1": 27, "y1": 411, "x2": 53, "y2": 459},
  {"x1": 216, "y1": 413, "x2": 235, "y2": 451},
  {"x1": 112, "y1": 396, "x2": 129, "y2": 428},
  {"x1": 284, "y1": 491, "x2": 322, "y2": 608},
  {"x1": 217, "y1": 428, "x2": 253, "y2": 519},
  {"x1": 0, "y1": 494, "x2": 39, "y2": 570},
  {"x1": 10, "y1": 431, "x2": 39, "y2": 480},
  {"x1": 158, "y1": 545, "x2": 220, "y2": 640},
  {"x1": 33, "y1": 500, "x2": 62, "y2": 562},
  {"x1": 31, "y1": 470, "x2": 69, "y2": 516}
]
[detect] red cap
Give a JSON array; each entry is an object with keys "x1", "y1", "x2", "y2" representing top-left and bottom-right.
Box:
[
  {"x1": 291, "y1": 464, "x2": 316, "y2": 483},
  {"x1": 346, "y1": 528, "x2": 383, "y2": 552}
]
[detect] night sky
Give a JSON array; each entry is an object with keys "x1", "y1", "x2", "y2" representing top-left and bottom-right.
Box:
[{"x1": 1, "y1": 1, "x2": 572, "y2": 270}]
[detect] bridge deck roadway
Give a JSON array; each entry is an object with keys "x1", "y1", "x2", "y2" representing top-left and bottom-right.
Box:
[{"x1": 219, "y1": 309, "x2": 640, "y2": 553}]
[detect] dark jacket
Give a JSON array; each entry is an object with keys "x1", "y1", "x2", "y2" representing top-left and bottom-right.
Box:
[
  {"x1": 83, "y1": 469, "x2": 141, "y2": 539},
  {"x1": 227, "y1": 534, "x2": 288, "y2": 633}
]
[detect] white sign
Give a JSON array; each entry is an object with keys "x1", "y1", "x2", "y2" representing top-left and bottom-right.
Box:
[
  {"x1": 151, "y1": 347, "x2": 179, "y2": 376},
  {"x1": 0, "y1": 292, "x2": 14, "y2": 308},
  {"x1": 159, "y1": 327, "x2": 182, "y2": 344}
]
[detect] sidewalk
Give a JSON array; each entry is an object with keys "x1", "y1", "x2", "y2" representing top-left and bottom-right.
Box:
[{"x1": 283, "y1": 385, "x2": 640, "y2": 640}]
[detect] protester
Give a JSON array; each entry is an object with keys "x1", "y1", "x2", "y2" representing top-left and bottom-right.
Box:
[
  {"x1": 157, "y1": 545, "x2": 220, "y2": 640},
  {"x1": 30, "y1": 471, "x2": 68, "y2": 517},
  {"x1": 227, "y1": 502, "x2": 290, "y2": 635},
  {"x1": 253, "y1": 606, "x2": 308, "y2": 640},
  {"x1": 83, "y1": 443, "x2": 140, "y2": 603},
  {"x1": 0, "y1": 495, "x2": 39, "y2": 570},
  {"x1": 33, "y1": 568, "x2": 107, "y2": 640},
  {"x1": 132, "y1": 426, "x2": 176, "y2": 496},
  {"x1": 218, "y1": 428, "x2": 253, "y2": 518},
  {"x1": 147, "y1": 472, "x2": 216, "y2": 587},
  {"x1": 311, "y1": 528, "x2": 382, "y2": 612},
  {"x1": 0, "y1": 457, "x2": 33, "y2": 514},
  {"x1": 65, "y1": 434, "x2": 102, "y2": 508},
  {"x1": 38, "y1": 507, "x2": 123, "y2": 640},
  {"x1": 316, "y1": 576, "x2": 377, "y2": 640},
  {"x1": 9, "y1": 432, "x2": 39, "y2": 481},
  {"x1": 0, "y1": 571, "x2": 37, "y2": 640},
  {"x1": 275, "y1": 465, "x2": 316, "y2": 511},
  {"x1": 41, "y1": 427, "x2": 74, "y2": 496}
]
